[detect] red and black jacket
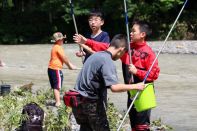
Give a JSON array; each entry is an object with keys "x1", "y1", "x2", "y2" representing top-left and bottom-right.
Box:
[{"x1": 85, "y1": 39, "x2": 160, "y2": 83}]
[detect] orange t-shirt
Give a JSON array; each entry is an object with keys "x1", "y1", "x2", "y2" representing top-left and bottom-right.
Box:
[{"x1": 48, "y1": 44, "x2": 65, "y2": 70}]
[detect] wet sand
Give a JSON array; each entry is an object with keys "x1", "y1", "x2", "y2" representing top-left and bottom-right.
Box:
[{"x1": 0, "y1": 44, "x2": 197, "y2": 131}]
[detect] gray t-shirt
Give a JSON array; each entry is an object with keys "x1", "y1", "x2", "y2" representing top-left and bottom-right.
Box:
[{"x1": 74, "y1": 51, "x2": 118, "y2": 99}]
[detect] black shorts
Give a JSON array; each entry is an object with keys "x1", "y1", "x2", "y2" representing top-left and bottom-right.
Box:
[{"x1": 48, "y1": 68, "x2": 63, "y2": 90}]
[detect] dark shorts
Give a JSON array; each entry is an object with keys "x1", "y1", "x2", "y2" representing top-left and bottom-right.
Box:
[
  {"x1": 72, "y1": 97, "x2": 110, "y2": 131},
  {"x1": 48, "y1": 68, "x2": 63, "y2": 90}
]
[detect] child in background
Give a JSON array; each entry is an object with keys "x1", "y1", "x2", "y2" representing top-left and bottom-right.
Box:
[
  {"x1": 48, "y1": 32, "x2": 76, "y2": 107},
  {"x1": 76, "y1": 10, "x2": 110, "y2": 62},
  {"x1": 75, "y1": 10, "x2": 110, "y2": 106}
]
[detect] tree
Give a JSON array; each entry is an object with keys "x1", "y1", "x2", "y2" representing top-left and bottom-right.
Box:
[{"x1": 0, "y1": 0, "x2": 196, "y2": 44}]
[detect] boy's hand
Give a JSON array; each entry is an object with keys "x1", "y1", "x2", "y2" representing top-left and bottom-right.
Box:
[
  {"x1": 70, "y1": 65, "x2": 82, "y2": 70},
  {"x1": 129, "y1": 64, "x2": 137, "y2": 74},
  {"x1": 68, "y1": 63, "x2": 77, "y2": 70},
  {"x1": 75, "y1": 51, "x2": 86, "y2": 57},
  {"x1": 135, "y1": 82, "x2": 145, "y2": 90},
  {"x1": 73, "y1": 34, "x2": 87, "y2": 44}
]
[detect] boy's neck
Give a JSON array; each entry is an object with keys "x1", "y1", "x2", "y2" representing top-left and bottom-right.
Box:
[
  {"x1": 138, "y1": 40, "x2": 146, "y2": 44},
  {"x1": 55, "y1": 41, "x2": 63, "y2": 45},
  {"x1": 131, "y1": 40, "x2": 146, "y2": 49},
  {"x1": 91, "y1": 29, "x2": 102, "y2": 36},
  {"x1": 133, "y1": 39, "x2": 146, "y2": 44}
]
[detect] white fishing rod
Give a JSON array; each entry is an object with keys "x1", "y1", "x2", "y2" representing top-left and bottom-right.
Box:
[
  {"x1": 69, "y1": 0, "x2": 78, "y2": 34},
  {"x1": 123, "y1": 0, "x2": 132, "y2": 63},
  {"x1": 68, "y1": 0, "x2": 84, "y2": 62},
  {"x1": 123, "y1": 0, "x2": 134, "y2": 82},
  {"x1": 117, "y1": 0, "x2": 189, "y2": 130}
]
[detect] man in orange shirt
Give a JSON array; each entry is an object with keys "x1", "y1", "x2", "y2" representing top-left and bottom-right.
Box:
[{"x1": 48, "y1": 32, "x2": 76, "y2": 107}]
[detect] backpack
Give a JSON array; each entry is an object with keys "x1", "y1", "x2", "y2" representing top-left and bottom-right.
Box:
[{"x1": 17, "y1": 102, "x2": 44, "y2": 131}]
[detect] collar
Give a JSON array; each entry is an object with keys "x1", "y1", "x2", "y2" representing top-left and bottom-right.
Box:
[
  {"x1": 91, "y1": 30, "x2": 102, "y2": 38},
  {"x1": 131, "y1": 41, "x2": 146, "y2": 49},
  {"x1": 105, "y1": 50, "x2": 112, "y2": 58}
]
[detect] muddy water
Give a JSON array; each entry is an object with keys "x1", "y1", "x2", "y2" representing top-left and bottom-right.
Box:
[{"x1": 0, "y1": 44, "x2": 197, "y2": 131}]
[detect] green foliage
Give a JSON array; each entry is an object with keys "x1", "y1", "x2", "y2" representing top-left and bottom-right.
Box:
[
  {"x1": 0, "y1": 0, "x2": 196, "y2": 44},
  {"x1": 0, "y1": 87, "x2": 173, "y2": 130},
  {"x1": 44, "y1": 106, "x2": 71, "y2": 131},
  {"x1": 0, "y1": 87, "x2": 126, "y2": 130},
  {"x1": 0, "y1": 88, "x2": 71, "y2": 130},
  {"x1": 107, "y1": 103, "x2": 123, "y2": 130},
  {"x1": 106, "y1": 103, "x2": 173, "y2": 131},
  {"x1": 150, "y1": 118, "x2": 173, "y2": 131}
]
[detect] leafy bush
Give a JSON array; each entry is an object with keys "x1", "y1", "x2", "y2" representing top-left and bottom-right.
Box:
[
  {"x1": 151, "y1": 118, "x2": 173, "y2": 131},
  {"x1": 0, "y1": 87, "x2": 172, "y2": 131},
  {"x1": 0, "y1": 88, "x2": 71, "y2": 130},
  {"x1": 107, "y1": 103, "x2": 124, "y2": 130}
]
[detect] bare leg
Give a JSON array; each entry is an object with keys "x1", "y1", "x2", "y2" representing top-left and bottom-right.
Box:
[{"x1": 54, "y1": 89, "x2": 61, "y2": 107}]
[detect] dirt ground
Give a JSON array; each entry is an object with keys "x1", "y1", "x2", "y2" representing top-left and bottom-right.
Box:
[{"x1": 0, "y1": 44, "x2": 197, "y2": 131}]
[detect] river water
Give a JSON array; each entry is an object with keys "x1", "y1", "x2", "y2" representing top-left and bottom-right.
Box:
[{"x1": 0, "y1": 44, "x2": 197, "y2": 131}]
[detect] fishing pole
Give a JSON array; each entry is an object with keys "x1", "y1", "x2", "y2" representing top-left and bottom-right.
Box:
[
  {"x1": 63, "y1": 67, "x2": 82, "y2": 70},
  {"x1": 68, "y1": 0, "x2": 84, "y2": 62},
  {"x1": 123, "y1": 0, "x2": 131, "y2": 63},
  {"x1": 117, "y1": 0, "x2": 189, "y2": 130},
  {"x1": 123, "y1": 0, "x2": 134, "y2": 82},
  {"x1": 68, "y1": 0, "x2": 78, "y2": 34}
]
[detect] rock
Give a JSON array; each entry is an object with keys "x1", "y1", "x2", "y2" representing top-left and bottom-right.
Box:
[
  {"x1": 20, "y1": 82, "x2": 34, "y2": 92},
  {"x1": 148, "y1": 41, "x2": 197, "y2": 54},
  {"x1": 69, "y1": 113, "x2": 80, "y2": 131}
]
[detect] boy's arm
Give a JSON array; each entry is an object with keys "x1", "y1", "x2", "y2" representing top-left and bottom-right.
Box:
[
  {"x1": 85, "y1": 39, "x2": 109, "y2": 51},
  {"x1": 73, "y1": 34, "x2": 95, "y2": 54},
  {"x1": 78, "y1": 43, "x2": 95, "y2": 54},
  {"x1": 137, "y1": 61, "x2": 160, "y2": 81},
  {"x1": 62, "y1": 55, "x2": 76, "y2": 70},
  {"x1": 130, "y1": 53, "x2": 160, "y2": 81},
  {"x1": 73, "y1": 34, "x2": 109, "y2": 52},
  {"x1": 110, "y1": 83, "x2": 144, "y2": 92},
  {"x1": 57, "y1": 48, "x2": 76, "y2": 70}
]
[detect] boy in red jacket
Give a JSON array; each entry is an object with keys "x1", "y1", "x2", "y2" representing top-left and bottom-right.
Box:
[
  {"x1": 122, "y1": 21, "x2": 160, "y2": 131},
  {"x1": 73, "y1": 20, "x2": 160, "y2": 131}
]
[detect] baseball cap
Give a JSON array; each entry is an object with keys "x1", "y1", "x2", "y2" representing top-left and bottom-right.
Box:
[{"x1": 52, "y1": 32, "x2": 66, "y2": 42}]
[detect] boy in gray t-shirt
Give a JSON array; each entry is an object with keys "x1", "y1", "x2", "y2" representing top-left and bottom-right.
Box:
[{"x1": 72, "y1": 34, "x2": 144, "y2": 131}]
